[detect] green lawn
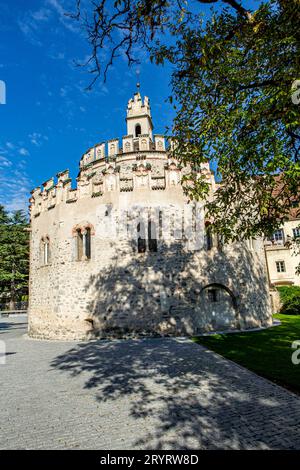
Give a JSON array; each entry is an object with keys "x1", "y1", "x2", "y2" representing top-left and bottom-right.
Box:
[{"x1": 193, "y1": 314, "x2": 300, "y2": 394}]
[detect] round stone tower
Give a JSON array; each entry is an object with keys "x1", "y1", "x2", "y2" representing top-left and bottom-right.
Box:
[{"x1": 28, "y1": 90, "x2": 272, "y2": 340}]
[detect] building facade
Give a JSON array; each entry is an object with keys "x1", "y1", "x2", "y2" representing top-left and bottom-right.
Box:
[
  {"x1": 265, "y1": 216, "x2": 300, "y2": 287},
  {"x1": 28, "y1": 91, "x2": 273, "y2": 340}
]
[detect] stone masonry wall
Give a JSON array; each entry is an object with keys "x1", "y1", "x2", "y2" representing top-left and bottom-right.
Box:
[{"x1": 28, "y1": 174, "x2": 272, "y2": 340}]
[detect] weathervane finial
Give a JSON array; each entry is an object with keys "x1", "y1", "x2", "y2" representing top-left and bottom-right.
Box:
[{"x1": 136, "y1": 68, "x2": 140, "y2": 93}]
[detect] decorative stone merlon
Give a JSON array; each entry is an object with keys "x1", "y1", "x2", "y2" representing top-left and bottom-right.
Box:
[
  {"x1": 108, "y1": 139, "x2": 119, "y2": 157},
  {"x1": 42, "y1": 178, "x2": 55, "y2": 192},
  {"x1": 95, "y1": 142, "x2": 105, "y2": 160},
  {"x1": 155, "y1": 135, "x2": 166, "y2": 151},
  {"x1": 29, "y1": 156, "x2": 190, "y2": 216},
  {"x1": 122, "y1": 135, "x2": 133, "y2": 153}
]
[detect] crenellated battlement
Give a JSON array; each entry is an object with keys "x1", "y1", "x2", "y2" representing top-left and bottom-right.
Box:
[
  {"x1": 30, "y1": 156, "x2": 214, "y2": 218},
  {"x1": 30, "y1": 160, "x2": 214, "y2": 219},
  {"x1": 79, "y1": 134, "x2": 167, "y2": 168}
]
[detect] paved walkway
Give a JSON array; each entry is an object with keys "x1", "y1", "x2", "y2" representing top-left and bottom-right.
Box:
[{"x1": 0, "y1": 315, "x2": 300, "y2": 449}]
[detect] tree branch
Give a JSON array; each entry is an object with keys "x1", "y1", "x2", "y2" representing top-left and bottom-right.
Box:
[{"x1": 196, "y1": 0, "x2": 253, "y2": 20}]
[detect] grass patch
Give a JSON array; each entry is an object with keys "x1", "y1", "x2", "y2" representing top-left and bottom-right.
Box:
[{"x1": 193, "y1": 314, "x2": 300, "y2": 394}]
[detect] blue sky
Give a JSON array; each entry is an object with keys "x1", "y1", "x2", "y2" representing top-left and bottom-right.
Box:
[
  {"x1": 0, "y1": 0, "x2": 260, "y2": 214},
  {"x1": 0, "y1": 0, "x2": 180, "y2": 214}
]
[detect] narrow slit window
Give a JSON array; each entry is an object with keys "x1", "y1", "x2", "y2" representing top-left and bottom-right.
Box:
[
  {"x1": 85, "y1": 228, "x2": 91, "y2": 259},
  {"x1": 77, "y1": 229, "x2": 83, "y2": 260},
  {"x1": 159, "y1": 211, "x2": 163, "y2": 239},
  {"x1": 42, "y1": 237, "x2": 50, "y2": 265},
  {"x1": 148, "y1": 220, "x2": 157, "y2": 252},
  {"x1": 137, "y1": 222, "x2": 146, "y2": 253},
  {"x1": 206, "y1": 225, "x2": 213, "y2": 251}
]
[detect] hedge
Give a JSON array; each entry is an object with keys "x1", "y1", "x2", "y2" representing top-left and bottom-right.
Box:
[{"x1": 277, "y1": 286, "x2": 300, "y2": 315}]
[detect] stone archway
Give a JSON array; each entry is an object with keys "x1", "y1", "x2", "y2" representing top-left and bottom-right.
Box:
[{"x1": 200, "y1": 283, "x2": 240, "y2": 331}]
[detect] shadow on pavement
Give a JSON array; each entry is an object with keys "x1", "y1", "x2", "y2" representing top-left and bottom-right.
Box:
[{"x1": 51, "y1": 337, "x2": 300, "y2": 449}]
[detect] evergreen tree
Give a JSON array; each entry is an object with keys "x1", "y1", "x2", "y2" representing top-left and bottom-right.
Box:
[{"x1": 0, "y1": 205, "x2": 29, "y2": 310}]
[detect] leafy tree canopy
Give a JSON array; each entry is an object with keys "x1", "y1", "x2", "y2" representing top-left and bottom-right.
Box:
[{"x1": 72, "y1": 0, "x2": 300, "y2": 240}]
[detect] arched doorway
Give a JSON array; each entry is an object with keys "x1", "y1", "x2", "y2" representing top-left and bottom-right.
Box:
[{"x1": 200, "y1": 283, "x2": 239, "y2": 330}]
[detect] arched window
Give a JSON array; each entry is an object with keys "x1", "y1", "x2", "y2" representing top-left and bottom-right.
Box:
[
  {"x1": 41, "y1": 236, "x2": 50, "y2": 265},
  {"x1": 201, "y1": 283, "x2": 237, "y2": 309},
  {"x1": 201, "y1": 283, "x2": 239, "y2": 330},
  {"x1": 137, "y1": 221, "x2": 146, "y2": 253},
  {"x1": 136, "y1": 219, "x2": 158, "y2": 253},
  {"x1": 77, "y1": 228, "x2": 91, "y2": 260},
  {"x1": 77, "y1": 229, "x2": 83, "y2": 260},
  {"x1": 135, "y1": 124, "x2": 141, "y2": 137},
  {"x1": 85, "y1": 227, "x2": 91, "y2": 259},
  {"x1": 73, "y1": 224, "x2": 94, "y2": 260},
  {"x1": 148, "y1": 220, "x2": 157, "y2": 252}
]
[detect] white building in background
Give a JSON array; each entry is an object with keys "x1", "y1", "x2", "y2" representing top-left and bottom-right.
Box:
[{"x1": 264, "y1": 208, "x2": 300, "y2": 287}]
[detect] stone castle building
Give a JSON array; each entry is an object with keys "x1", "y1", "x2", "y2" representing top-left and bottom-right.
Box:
[{"x1": 28, "y1": 90, "x2": 272, "y2": 340}]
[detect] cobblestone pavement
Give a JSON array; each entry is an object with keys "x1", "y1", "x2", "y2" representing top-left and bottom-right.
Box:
[{"x1": 1, "y1": 315, "x2": 300, "y2": 450}]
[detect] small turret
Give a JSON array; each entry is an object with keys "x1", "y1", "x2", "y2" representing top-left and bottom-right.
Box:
[{"x1": 126, "y1": 86, "x2": 153, "y2": 140}]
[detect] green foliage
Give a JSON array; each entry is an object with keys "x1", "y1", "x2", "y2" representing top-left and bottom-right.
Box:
[
  {"x1": 0, "y1": 205, "x2": 29, "y2": 306},
  {"x1": 277, "y1": 285, "x2": 300, "y2": 303},
  {"x1": 280, "y1": 297, "x2": 300, "y2": 316},
  {"x1": 277, "y1": 286, "x2": 300, "y2": 315},
  {"x1": 76, "y1": 0, "x2": 300, "y2": 241},
  {"x1": 155, "y1": 0, "x2": 300, "y2": 241}
]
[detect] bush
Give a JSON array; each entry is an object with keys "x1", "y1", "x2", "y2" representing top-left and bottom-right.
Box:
[{"x1": 277, "y1": 286, "x2": 300, "y2": 315}]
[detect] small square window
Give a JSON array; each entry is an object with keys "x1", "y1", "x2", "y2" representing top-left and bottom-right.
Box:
[
  {"x1": 208, "y1": 289, "x2": 218, "y2": 302},
  {"x1": 276, "y1": 261, "x2": 286, "y2": 273},
  {"x1": 271, "y1": 229, "x2": 284, "y2": 243},
  {"x1": 293, "y1": 227, "x2": 300, "y2": 239}
]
